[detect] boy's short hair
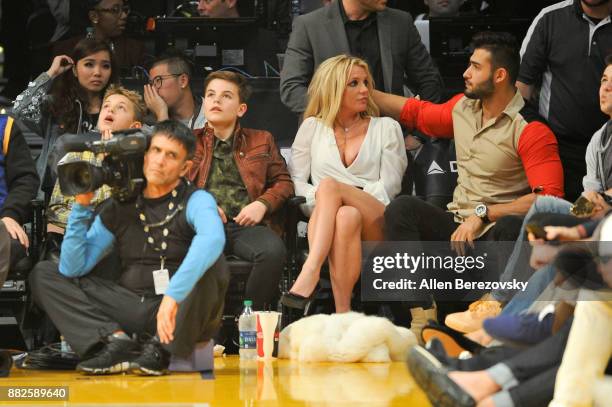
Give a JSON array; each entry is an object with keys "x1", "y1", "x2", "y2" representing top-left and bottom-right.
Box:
[
  {"x1": 203, "y1": 71, "x2": 252, "y2": 103},
  {"x1": 103, "y1": 85, "x2": 146, "y2": 122},
  {"x1": 606, "y1": 54, "x2": 612, "y2": 67}
]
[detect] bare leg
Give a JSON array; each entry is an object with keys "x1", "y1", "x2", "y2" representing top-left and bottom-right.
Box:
[
  {"x1": 289, "y1": 178, "x2": 385, "y2": 298},
  {"x1": 289, "y1": 178, "x2": 341, "y2": 297},
  {"x1": 329, "y1": 206, "x2": 362, "y2": 313}
]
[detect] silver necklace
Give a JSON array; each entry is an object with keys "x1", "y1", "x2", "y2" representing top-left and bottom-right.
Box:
[{"x1": 336, "y1": 116, "x2": 362, "y2": 133}]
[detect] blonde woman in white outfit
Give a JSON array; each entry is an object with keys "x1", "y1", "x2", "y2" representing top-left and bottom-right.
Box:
[{"x1": 282, "y1": 55, "x2": 408, "y2": 313}]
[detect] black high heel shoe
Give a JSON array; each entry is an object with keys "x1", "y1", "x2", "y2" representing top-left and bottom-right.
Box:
[{"x1": 280, "y1": 288, "x2": 319, "y2": 314}]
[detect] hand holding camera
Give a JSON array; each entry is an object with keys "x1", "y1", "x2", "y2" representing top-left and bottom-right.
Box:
[
  {"x1": 57, "y1": 129, "x2": 149, "y2": 202},
  {"x1": 75, "y1": 191, "x2": 95, "y2": 206}
]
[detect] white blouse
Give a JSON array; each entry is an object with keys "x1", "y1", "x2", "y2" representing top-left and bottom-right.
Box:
[{"x1": 289, "y1": 116, "x2": 408, "y2": 215}]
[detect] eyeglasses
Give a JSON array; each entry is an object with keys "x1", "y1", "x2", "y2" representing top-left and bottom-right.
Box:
[
  {"x1": 149, "y1": 73, "x2": 183, "y2": 89},
  {"x1": 96, "y1": 4, "x2": 131, "y2": 16}
]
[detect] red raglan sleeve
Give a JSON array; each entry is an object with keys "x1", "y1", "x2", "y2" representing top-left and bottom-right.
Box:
[
  {"x1": 517, "y1": 121, "x2": 564, "y2": 198},
  {"x1": 398, "y1": 94, "x2": 463, "y2": 139}
]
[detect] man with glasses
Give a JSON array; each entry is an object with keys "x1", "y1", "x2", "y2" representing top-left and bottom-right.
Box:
[
  {"x1": 145, "y1": 53, "x2": 207, "y2": 130},
  {"x1": 52, "y1": 0, "x2": 145, "y2": 70}
]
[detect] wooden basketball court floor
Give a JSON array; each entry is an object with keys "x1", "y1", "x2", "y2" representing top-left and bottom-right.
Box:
[{"x1": 2, "y1": 356, "x2": 432, "y2": 406}]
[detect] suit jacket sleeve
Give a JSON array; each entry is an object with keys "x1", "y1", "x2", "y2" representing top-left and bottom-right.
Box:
[
  {"x1": 280, "y1": 15, "x2": 314, "y2": 114},
  {"x1": 401, "y1": 15, "x2": 444, "y2": 103}
]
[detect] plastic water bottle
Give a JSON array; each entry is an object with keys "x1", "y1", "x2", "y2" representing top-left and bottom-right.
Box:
[{"x1": 238, "y1": 300, "x2": 257, "y2": 360}]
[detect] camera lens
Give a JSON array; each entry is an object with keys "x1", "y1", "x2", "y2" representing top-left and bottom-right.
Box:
[{"x1": 72, "y1": 168, "x2": 92, "y2": 190}]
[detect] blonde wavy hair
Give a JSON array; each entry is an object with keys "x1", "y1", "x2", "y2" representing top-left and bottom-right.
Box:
[
  {"x1": 304, "y1": 55, "x2": 379, "y2": 128},
  {"x1": 103, "y1": 85, "x2": 146, "y2": 122}
]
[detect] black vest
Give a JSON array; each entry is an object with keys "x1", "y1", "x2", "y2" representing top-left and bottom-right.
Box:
[{"x1": 100, "y1": 179, "x2": 196, "y2": 295}]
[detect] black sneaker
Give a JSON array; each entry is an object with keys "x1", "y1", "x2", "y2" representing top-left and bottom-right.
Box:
[
  {"x1": 130, "y1": 340, "x2": 170, "y2": 376},
  {"x1": 76, "y1": 336, "x2": 141, "y2": 375}
]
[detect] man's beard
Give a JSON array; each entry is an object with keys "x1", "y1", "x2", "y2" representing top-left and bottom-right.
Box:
[{"x1": 464, "y1": 76, "x2": 495, "y2": 100}]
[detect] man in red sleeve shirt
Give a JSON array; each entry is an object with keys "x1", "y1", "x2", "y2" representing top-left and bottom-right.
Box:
[
  {"x1": 373, "y1": 32, "x2": 564, "y2": 332},
  {"x1": 375, "y1": 31, "x2": 563, "y2": 245}
]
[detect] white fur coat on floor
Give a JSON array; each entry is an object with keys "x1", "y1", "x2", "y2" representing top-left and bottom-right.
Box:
[{"x1": 278, "y1": 312, "x2": 417, "y2": 362}]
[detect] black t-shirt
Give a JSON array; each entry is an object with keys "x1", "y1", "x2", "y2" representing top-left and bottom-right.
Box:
[
  {"x1": 338, "y1": 1, "x2": 385, "y2": 91},
  {"x1": 518, "y1": 0, "x2": 611, "y2": 153},
  {"x1": 99, "y1": 180, "x2": 196, "y2": 295}
]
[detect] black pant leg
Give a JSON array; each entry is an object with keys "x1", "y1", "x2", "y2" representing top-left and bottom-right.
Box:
[
  {"x1": 384, "y1": 195, "x2": 457, "y2": 241},
  {"x1": 504, "y1": 318, "x2": 572, "y2": 381},
  {"x1": 453, "y1": 346, "x2": 523, "y2": 371},
  {"x1": 0, "y1": 223, "x2": 9, "y2": 285},
  {"x1": 226, "y1": 224, "x2": 285, "y2": 310},
  {"x1": 508, "y1": 366, "x2": 558, "y2": 407},
  {"x1": 488, "y1": 215, "x2": 523, "y2": 242},
  {"x1": 171, "y1": 255, "x2": 229, "y2": 358},
  {"x1": 29, "y1": 261, "x2": 155, "y2": 357},
  {"x1": 9, "y1": 238, "x2": 26, "y2": 271}
]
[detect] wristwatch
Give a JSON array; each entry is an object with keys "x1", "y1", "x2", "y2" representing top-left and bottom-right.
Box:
[{"x1": 474, "y1": 203, "x2": 490, "y2": 223}]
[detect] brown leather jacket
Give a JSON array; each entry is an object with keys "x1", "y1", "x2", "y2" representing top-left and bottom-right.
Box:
[{"x1": 188, "y1": 123, "x2": 294, "y2": 229}]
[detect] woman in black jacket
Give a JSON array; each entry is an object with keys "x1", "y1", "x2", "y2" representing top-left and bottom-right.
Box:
[{"x1": 12, "y1": 37, "x2": 118, "y2": 197}]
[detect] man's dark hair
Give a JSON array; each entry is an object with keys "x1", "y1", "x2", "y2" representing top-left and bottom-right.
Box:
[
  {"x1": 606, "y1": 54, "x2": 612, "y2": 67},
  {"x1": 471, "y1": 31, "x2": 520, "y2": 84},
  {"x1": 150, "y1": 49, "x2": 194, "y2": 79},
  {"x1": 152, "y1": 120, "x2": 196, "y2": 159}
]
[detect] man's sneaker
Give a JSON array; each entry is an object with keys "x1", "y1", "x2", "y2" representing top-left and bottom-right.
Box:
[
  {"x1": 130, "y1": 340, "x2": 170, "y2": 376},
  {"x1": 444, "y1": 295, "x2": 502, "y2": 333},
  {"x1": 76, "y1": 336, "x2": 141, "y2": 375}
]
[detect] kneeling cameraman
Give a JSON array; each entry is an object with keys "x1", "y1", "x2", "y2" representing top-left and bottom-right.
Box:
[{"x1": 30, "y1": 120, "x2": 228, "y2": 376}]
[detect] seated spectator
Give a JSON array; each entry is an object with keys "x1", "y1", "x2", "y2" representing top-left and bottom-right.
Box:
[
  {"x1": 282, "y1": 55, "x2": 407, "y2": 313},
  {"x1": 145, "y1": 52, "x2": 206, "y2": 130},
  {"x1": 52, "y1": 0, "x2": 145, "y2": 72},
  {"x1": 44, "y1": 85, "x2": 145, "y2": 260},
  {"x1": 30, "y1": 120, "x2": 228, "y2": 376},
  {"x1": 197, "y1": 0, "x2": 240, "y2": 17},
  {"x1": 0, "y1": 115, "x2": 40, "y2": 272},
  {"x1": 373, "y1": 31, "x2": 564, "y2": 329},
  {"x1": 188, "y1": 71, "x2": 293, "y2": 311},
  {"x1": 11, "y1": 38, "x2": 118, "y2": 198},
  {"x1": 415, "y1": 0, "x2": 465, "y2": 20},
  {"x1": 469, "y1": 54, "x2": 612, "y2": 324},
  {"x1": 280, "y1": 0, "x2": 444, "y2": 115},
  {"x1": 516, "y1": 0, "x2": 612, "y2": 201},
  {"x1": 407, "y1": 214, "x2": 612, "y2": 407}
]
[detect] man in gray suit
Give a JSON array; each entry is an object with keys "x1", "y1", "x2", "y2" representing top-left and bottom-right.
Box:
[{"x1": 280, "y1": 0, "x2": 444, "y2": 114}]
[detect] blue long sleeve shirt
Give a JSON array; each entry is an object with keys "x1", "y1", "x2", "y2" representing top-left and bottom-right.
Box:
[{"x1": 59, "y1": 190, "x2": 225, "y2": 303}]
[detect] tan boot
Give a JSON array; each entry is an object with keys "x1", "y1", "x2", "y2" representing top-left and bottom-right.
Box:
[
  {"x1": 445, "y1": 294, "x2": 502, "y2": 334},
  {"x1": 410, "y1": 306, "x2": 437, "y2": 345}
]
